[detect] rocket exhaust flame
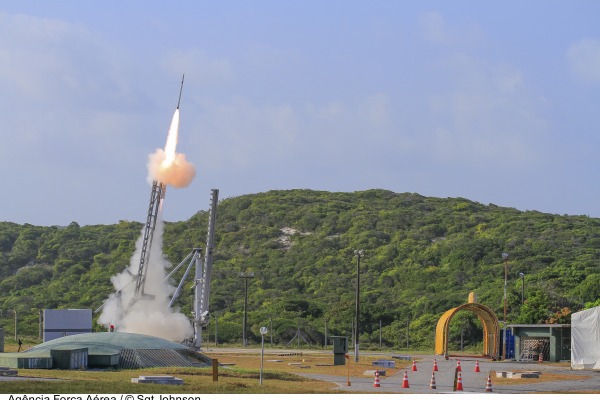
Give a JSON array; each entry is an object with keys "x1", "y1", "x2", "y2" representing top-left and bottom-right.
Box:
[{"x1": 148, "y1": 109, "x2": 195, "y2": 187}]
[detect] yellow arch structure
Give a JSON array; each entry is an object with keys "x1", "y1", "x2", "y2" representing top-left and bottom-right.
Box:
[{"x1": 435, "y1": 293, "x2": 500, "y2": 359}]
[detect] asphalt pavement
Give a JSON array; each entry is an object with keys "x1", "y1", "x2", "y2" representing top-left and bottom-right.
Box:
[{"x1": 297, "y1": 354, "x2": 600, "y2": 394}]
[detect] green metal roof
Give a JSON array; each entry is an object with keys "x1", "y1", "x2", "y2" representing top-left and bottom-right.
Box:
[{"x1": 24, "y1": 332, "x2": 187, "y2": 356}]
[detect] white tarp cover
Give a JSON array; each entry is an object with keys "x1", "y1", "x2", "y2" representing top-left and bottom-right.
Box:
[{"x1": 571, "y1": 306, "x2": 600, "y2": 370}]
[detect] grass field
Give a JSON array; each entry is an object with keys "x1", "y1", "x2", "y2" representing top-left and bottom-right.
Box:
[
  {"x1": 0, "y1": 346, "x2": 594, "y2": 394},
  {"x1": 0, "y1": 351, "x2": 405, "y2": 394}
]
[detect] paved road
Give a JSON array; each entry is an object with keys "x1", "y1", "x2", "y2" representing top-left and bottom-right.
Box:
[{"x1": 297, "y1": 355, "x2": 600, "y2": 394}]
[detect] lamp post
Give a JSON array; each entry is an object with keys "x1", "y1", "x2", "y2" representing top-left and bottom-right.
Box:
[
  {"x1": 239, "y1": 271, "x2": 254, "y2": 347},
  {"x1": 519, "y1": 272, "x2": 525, "y2": 305},
  {"x1": 260, "y1": 326, "x2": 268, "y2": 385},
  {"x1": 354, "y1": 249, "x2": 364, "y2": 362},
  {"x1": 502, "y1": 252, "x2": 509, "y2": 360}
]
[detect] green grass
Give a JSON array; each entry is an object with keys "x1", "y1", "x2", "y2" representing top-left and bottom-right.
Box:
[{"x1": 0, "y1": 366, "x2": 336, "y2": 394}]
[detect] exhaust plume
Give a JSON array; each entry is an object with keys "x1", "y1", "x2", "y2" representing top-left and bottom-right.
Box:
[
  {"x1": 97, "y1": 219, "x2": 193, "y2": 341},
  {"x1": 148, "y1": 108, "x2": 196, "y2": 187}
]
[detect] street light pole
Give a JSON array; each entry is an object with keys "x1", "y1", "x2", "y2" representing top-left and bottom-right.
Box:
[
  {"x1": 239, "y1": 271, "x2": 254, "y2": 347},
  {"x1": 354, "y1": 250, "x2": 364, "y2": 362},
  {"x1": 519, "y1": 272, "x2": 525, "y2": 305},
  {"x1": 502, "y1": 253, "x2": 509, "y2": 360},
  {"x1": 260, "y1": 326, "x2": 268, "y2": 385}
]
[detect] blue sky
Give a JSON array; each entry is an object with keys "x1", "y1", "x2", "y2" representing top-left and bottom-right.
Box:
[{"x1": 1, "y1": 1, "x2": 600, "y2": 225}]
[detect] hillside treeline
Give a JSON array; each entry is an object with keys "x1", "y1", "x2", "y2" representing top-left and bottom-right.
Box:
[{"x1": 1, "y1": 189, "x2": 598, "y2": 350}]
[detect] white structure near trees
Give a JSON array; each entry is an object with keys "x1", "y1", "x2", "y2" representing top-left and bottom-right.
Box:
[{"x1": 571, "y1": 306, "x2": 600, "y2": 370}]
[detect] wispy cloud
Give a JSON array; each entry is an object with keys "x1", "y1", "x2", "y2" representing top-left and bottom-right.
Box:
[{"x1": 567, "y1": 38, "x2": 600, "y2": 83}]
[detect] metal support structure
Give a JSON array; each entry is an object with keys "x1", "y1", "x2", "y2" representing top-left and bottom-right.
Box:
[
  {"x1": 197, "y1": 189, "x2": 219, "y2": 328},
  {"x1": 168, "y1": 249, "x2": 201, "y2": 308},
  {"x1": 163, "y1": 189, "x2": 218, "y2": 350},
  {"x1": 134, "y1": 180, "x2": 166, "y2": 297},
  {"x1": 354, "y1": 249, "x2": 364, "y2": 362},
  {"x1": 193, "y1": 248, "x2": 204, "y2": 348}
]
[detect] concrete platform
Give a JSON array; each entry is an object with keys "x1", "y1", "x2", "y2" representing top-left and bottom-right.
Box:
[
  {"x1": 363, "y1": 370, "x2": 387, "y2": 376},
  {"x1": 131, "y1": 375, "x2": 183, "y2": 385},
  {"x1": 497, "y1": 370, "x2": 541, "y2": 378}
]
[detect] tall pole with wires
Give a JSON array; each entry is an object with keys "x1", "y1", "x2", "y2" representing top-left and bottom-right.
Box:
[
  {"x1": 354, "y1": 250, "x2": 364, "y2": 362},
  {"x1": 240, "y1": 271, "x2": 254, "y2": 347},
  {"x1": 502, "y1": 253, "x2": 509, "y2": 360}
]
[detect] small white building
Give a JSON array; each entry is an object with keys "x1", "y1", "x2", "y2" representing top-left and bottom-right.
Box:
[
  {"x1": 571, "y1": 306, "x2": 600, "y2": 370},
  {"x1": 43, "y1": 309, "x2": 92, "y2": 342}
]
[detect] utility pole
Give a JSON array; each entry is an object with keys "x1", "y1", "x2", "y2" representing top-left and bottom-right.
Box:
[
  {"x1": 297, "y1": 318, "x2": 300, "y2": 348},
  {"x1": 38, "y1": 309, "x2": 43, "y2": 341},
  {"x1": 13, "y1": 310, "x2": 17, "y2": 341},
  {"x1": 354, "y1": 250, "x2": 364, "y2": 362},
  {"x1": 214, "y1": 313, "x2": 218, "y2": 346},
  {"x1": 502, "y1": 252, "x2": 509, "y2": 360},
  {"x1": 239, "y1": 271, "x2": 254, "y2": 347}
]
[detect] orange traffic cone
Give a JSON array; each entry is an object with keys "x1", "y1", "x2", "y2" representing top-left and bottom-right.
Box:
[
  {"x1": 433, "y1": 359, "x2": 439, "y2": 372},
  {"x1": 485, "y1": 374, "x2": 493, "y2": 392},
  {"x1": 412, "y1": 359, "x2": 418, "y2": 371},
  {"x1": 373, "y1": 370, "x2": 381, "y2": 388},
  {"x1": 456, "y1": 359, "x2": 462, "y2": 371},
  {"x1": 430, "y1": 372, "x2": 437, "y2": 389},
  {"x1": 456, "y1": 372, "x2": 464, "y2": 391},
  {"x1": 401, "y1": 371, "x2": 410, "y2": 388},
  {"x1": 474, "y1": 360, "x2": 480, "y2": 372}
]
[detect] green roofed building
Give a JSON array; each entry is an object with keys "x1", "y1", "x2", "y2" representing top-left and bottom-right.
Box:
[{"x1": 0, "y1": 332, "x2": 212, "y2": 369}]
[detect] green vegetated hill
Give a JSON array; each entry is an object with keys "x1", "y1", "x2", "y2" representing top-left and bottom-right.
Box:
[{"x1": 1, "y1": 189, "x2": 599, "y2": 350}]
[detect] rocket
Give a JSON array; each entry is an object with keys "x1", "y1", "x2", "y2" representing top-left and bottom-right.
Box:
[{"x1": 177, "y1": 74, "x2": 184, "y2": 110}]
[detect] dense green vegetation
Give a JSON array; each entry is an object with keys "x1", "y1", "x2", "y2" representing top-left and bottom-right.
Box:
[{"x1": 1, "y1": 189, "x2": 598, "y2": 350}]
